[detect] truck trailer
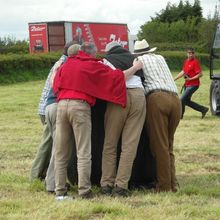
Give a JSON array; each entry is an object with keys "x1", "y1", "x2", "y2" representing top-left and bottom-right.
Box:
[
  {"x1": 210, "y1": 23, "x2": 220, "y2": 115},
  {"x1": 28, "y1": 21, "x2": 129, "y2": 54}
]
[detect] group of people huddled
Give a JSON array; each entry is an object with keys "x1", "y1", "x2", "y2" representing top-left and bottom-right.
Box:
[{"x1": 29, "y1": 39, "x2": 208, "y2": 200}]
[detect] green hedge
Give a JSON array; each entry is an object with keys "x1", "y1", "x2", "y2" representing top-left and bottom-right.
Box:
[
  {"x1": 0, "y1": 53, "x2": 61, "y2": 84},
  {"x1": 0, "y1": 53, "x2": 60, "y2": 74},
  {"x1": 0, "y1": 51, "x2": 210, "y2": 84},
  {"x1": 159, "y1": 51, "x2": 209, "y2": 71},
  {"x1": 0, "y1": 44, "x2": 29, "y2": 54},
  {"x1": 153, "y1": 42, "x2": 209, "y2": 53}
]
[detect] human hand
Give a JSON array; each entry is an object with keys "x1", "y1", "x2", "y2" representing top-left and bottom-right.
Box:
[
  {"x1": 184, "y1": 74, "x2": 190, "y2": 80},
  {"x1": 133, "y1": 58, "x2": 143, "y2": 70}
]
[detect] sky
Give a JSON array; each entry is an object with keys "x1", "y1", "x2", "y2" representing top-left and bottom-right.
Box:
[{"x1": 0, "y1": 0, "x2": 218, "y2": 40}]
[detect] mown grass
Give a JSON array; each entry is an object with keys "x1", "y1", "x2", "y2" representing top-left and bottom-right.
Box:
[{"x1": 0, "y1": 71, "x2": 219, "y2": 220}]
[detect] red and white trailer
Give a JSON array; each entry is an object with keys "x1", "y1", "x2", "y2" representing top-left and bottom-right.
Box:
[{"x1": 28, "y1": 21, "x2": 129, "y2": 54}]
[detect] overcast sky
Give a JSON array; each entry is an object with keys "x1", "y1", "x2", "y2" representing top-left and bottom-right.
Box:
[{"x1": 0, "y1": 0, "x2": 217, "y2": 40}]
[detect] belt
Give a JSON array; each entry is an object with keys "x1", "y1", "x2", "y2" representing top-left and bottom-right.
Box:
[{"x1": 147, "y1": 89, "x2": 178, "y2": 97}]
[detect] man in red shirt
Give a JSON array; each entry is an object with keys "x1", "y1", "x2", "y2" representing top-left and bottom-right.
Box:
[
  {"x1": 53, "y1": 42, "x2": 142, "y2": 200},
  {"x1": 175, "y1": 48, "x2": 209, "y2": 119}
]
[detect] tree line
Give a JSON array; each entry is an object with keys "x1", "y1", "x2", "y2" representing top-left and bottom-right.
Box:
[
  {"x1": 0, "y1": 35, "x2": 29, "y2": 54},
  {"x1": 138, "y1": 0, "x2": 220, "y2": 53}
]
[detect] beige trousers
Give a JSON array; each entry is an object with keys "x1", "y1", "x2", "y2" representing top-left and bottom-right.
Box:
[
  {"x1": 45, "y1": 103, "x2": 57, "y2": 191},
  {"x1": 55, "y1": 99, "x2": 92, "y2": 196},
  {"x1": 101, "y1": 88, "x2": 146, "y2": 189},
  {"x1": 146, "y1": 91, "x2": 181, "y2": 191}
]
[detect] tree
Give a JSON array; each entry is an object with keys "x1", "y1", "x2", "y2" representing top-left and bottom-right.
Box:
[
  {"x1": 192, "y1": 0, "x2": 202, "y2": 17},
  {"x1": 138, "y1": 0, "x2": 219, "y2": 52},
  {"x1": 151, "y1": 0, "x2": 202, "y2": 23},
  {"x1": 0, "y1": 35, "x2": 29, "y2": 54}
]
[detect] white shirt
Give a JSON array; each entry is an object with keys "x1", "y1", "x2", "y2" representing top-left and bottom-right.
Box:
[
  {"x1": 102, "y1": 58, "x2": 144, "y2": 89},
  {"x1": 38, "y1": 55, "x2": 67, "y2": 115}
]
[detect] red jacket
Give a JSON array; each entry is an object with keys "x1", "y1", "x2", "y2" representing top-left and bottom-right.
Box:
[{"x1": 53, "y1": 51, "x2": 127, "y2": 107}]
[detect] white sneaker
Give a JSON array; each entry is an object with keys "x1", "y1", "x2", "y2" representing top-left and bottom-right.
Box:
[{"x1": 55, "y1": 195, "x2": 72, "y2": 201}]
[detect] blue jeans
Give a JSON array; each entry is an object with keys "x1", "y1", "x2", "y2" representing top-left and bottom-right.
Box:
[{"x1": 181, "y1": 86, "x2": 207, "y2": 117}]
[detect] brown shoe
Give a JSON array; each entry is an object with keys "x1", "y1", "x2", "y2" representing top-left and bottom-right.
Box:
[
  {"x1": 150, "y1": 185, "x2": 172, "y2": 193},
  {"x1": 172, "y1": 181, "x2": 180, "y2": 193}
]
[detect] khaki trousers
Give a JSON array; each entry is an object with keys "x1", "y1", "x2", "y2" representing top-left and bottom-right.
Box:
[
  {"x1": 101, "y1": 88, "x2": 146, "y2": 189},
  {"x1": 29, "y1": 115, "x2": 52, "y2": 181},
  {"x1": 55, "y1": 100, "x2": 91, "y2": 196},
  {"x1": 45, "y1": 103, "x2": 57, "y2": 191},
  {"x1": 146, "y1": 91, "x2": 181, "y2": 191}
]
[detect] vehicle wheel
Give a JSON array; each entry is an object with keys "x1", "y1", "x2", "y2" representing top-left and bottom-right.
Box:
[{"x1": 210, "y1": 80, "x2": 220, "y2": 115}]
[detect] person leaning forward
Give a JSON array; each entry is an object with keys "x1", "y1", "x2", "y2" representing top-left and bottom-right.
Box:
[
  {"x1": 100, "y1": 42, "x2": 146, "y2": 197},
  {"x1": 29, "y1": 41, "x2": 78, "y2": 182},
  {"x1": 134, "y1": 39, "x2": 181, "y2": 192},
  {"x1": 53, "y1": 42, "x2": 143, "y2": 200},
  {"x1": 44, "y1": 44, "x2": 81, "y2": 193}
]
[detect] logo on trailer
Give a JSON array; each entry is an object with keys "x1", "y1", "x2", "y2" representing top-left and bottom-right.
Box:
[
  {"x1": 31, "y1": 26, "x2": 46, "y2": 32},
  {"x1": 109, "y1": 34, "x2": 128, "y2": 47}
]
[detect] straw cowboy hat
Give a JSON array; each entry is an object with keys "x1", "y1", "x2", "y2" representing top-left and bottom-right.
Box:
[{"x1": 133, "y1": 39, "x2": 157, "y2": 54}]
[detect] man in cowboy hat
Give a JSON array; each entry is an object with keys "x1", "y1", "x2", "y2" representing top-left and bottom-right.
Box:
[{"x1": 134, "y1": 39, "x2": 181, "y2": 192}]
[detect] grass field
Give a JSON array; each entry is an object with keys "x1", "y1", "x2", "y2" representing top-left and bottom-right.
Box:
[{"x1": 0, "y1": 71, "x2": 219, "y2": 220}]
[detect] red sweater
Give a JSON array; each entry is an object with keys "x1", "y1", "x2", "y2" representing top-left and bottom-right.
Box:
[
  {"x1": 183, "y1": 58, "x2": 201, "y2": 87},
  {"x1": 53, "y1": 51, "x2": 127, "y2": 107}
]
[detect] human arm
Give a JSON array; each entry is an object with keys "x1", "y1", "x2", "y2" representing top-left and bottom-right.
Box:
[
  {"x1": 174, "y1": 70, "x2": 185, "y2": 81},
  {"x1": 102, "y1": 58, "x2": 116, "y2": 70},
  {"x1": 50, "y1": 60, "x2": 64, "y2": 87},
  {"x1": 185, "y1": 71, "x2": 203, "y2": 81},
  {"x1": 186, "y1": 59, "x2": 203, "y2": 81},
  {"x1": 123, "y1": 59, "x2": 143, "y2": 80}
]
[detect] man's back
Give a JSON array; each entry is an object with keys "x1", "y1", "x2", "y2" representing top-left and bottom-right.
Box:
[{"x1": 138, "y1": 53, "x2": 178, "y2": 94}]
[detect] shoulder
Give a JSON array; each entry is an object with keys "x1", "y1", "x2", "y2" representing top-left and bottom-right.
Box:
[
  {"x1": 156, "y1": 54, "x2": 165, "y2": 60},
  {"x1": 194, "y1": 58, "x2": 200, "y2": 63}
]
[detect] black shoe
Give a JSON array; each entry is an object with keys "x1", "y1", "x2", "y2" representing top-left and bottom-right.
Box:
[
  {"x1": 80, "y1": 190, "x2": 94, "y2": 199},
  {"x1": 112, "y1": 186, "x2": 130, "y2": 197},
  {"x1": 201, "y1": 107, "x2": 209, "y2": 119},
  {"x1": 101, "y1": 185, "x2": 113, "y2": 195},
  {"x1": 65, "y1": 182, "x2": 71, "y2": 191},
  {"x1": 47, "y1": 190, "x2": 55, "y2": 194}
]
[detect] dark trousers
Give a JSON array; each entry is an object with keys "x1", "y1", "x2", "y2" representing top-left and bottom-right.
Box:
[
  {"x1": 181, "y1": 86, "x2": 207, "y2": 117},
  {"x1": 146, "y1": 91, "x2": 181, "y2": 191}
]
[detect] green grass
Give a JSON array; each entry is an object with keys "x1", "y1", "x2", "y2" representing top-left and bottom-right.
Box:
[{"x1": 0, "y1": 71, "x2": 220, "y2": 220}]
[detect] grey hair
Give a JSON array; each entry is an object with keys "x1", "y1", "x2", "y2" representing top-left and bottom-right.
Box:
[
  {"x1": 80, "y1": 42, "x2": 97, "y2": 55},
  {"x1": 67, "y1": 44, "x2": 81, "y2": 56},
  {"x1": 63, "y1": 40, "x2": 78, "y2": 56}
]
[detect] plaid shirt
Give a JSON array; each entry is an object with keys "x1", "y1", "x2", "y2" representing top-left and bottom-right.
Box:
[
  {"x1": 38, "y1": 55, "x2": 67, "y2": 115},
  {"x1": 138, "y1": 54, "x2": 178, "y2": 94}
]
